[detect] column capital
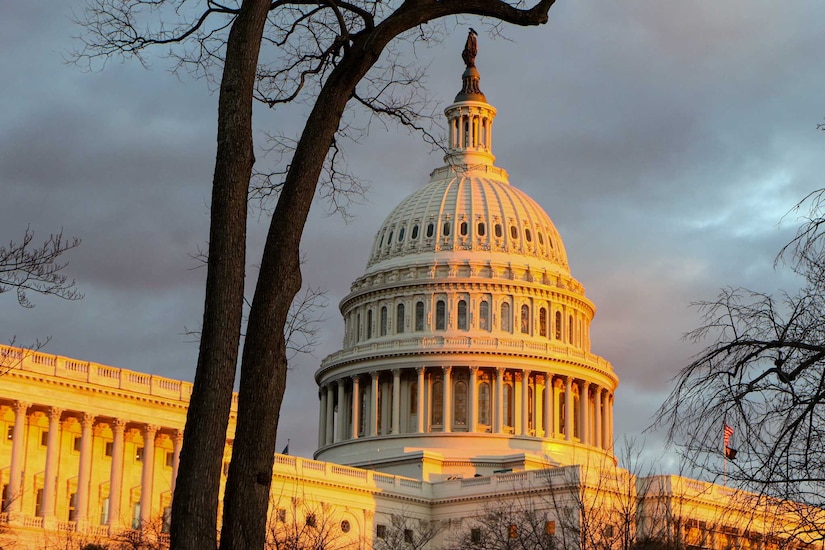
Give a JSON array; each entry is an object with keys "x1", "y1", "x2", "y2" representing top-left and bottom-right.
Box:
[
  {"x1": 416, "y1": 366, "x2": 426, "y2": 375},
  {"x1": 351, "y1": 373, "x2": 360, "y2": 382},
  {"x1": 111, "y1": 418, "x2": 127, "y2": 431},
  {"x1": 48, "y1": 407, "x2": 63, "y2": 422},
  {"x1": 392, "y1": 368, "x2": 401, "y2": 376},
  {"x1": 495, "y1": 366, "x2": 506, "y2": 376},
  {"x1": 442, "y1": 366, "x2": 452, "y2": 375},
  {"x1": 371, "y1": 371, "x2": 380, "y2": 381},
  {"x1": 80, "y1": 412, "x2": 96, "y2": 428},
  {"x1": 469, "y1": 366, "x2": 478, "y2": 375},
  {"x1": 173, "y1": 429, "x2": 184, "y2": 444},
  {"x1": 13, "y1": 400, "x2": 31, "y2": 414},
  {"x1": 144, "y1": 424, "x2": 159, "y2": 437}
]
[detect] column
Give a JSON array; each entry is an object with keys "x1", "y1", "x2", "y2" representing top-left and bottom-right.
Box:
[
  {"x1": 602, "y1": 392, "x2": 611, "y2": 450},
  {"x1": 325, "y1": 384, "x2": 335, "y2": 445},
  {"x1": 6, "y1": 400, "x2": 30, "y2": 514},
  {"x1": 391, "y1": 369, "x2": 401, "y2": 434},
  {"x1": 521, "y1": 370, "x2": 531, "y2": 436},
  {"x1": 75, "y1": 413, "x2": 95, "y2": 525},
  {"x1": 108, "y1": 419, "x2": 126, "y2": 529},
  {"x1": 469, "y1": 367, "x2": 478, "y2": 432},
  {"x1": 544, "y1": 375, "x2": 554, "y2": 438},
  {"x1": 337, "y1": 381, "x2": 347, "y2": 442},
  {"x1": 41, "y1": 407, "x2": 63, "y2": 520},
  {"x1": 579, "y1": 381, "x2": 590, "y2": 445},
  {"x1": 416, "y1": 367, "x2": 426, "y2": 433},
  {"x1": 171, "y1": 429, "x2": 183, "y2": 495},
  {"x1": 351, "y1": 376, "x2": 360, "y2": 439},
  {"x1": 564, "y1": 376, "x2": 573, "y2": 441},
  {"x1": 139, "y1": 424, "x2": 158, "y2": 526},
  {"x1": 608, "y1": 394, "x2": 614, "y2": 449},
  {"x1": 494, "y1": 367, "x2": 505, "y2": 434},
  {"x1": 317, "y1": 389, "x2": 327, "y2": 448},
  {"x1": 594, "y1": 388, "x2": 603, "y2": 450},
  {"x1": 370, "y1": 372, "x2": 379, "y2": 437},
  {"x1": 442, "y1": 367, "x2": 452, "y2": 433}
]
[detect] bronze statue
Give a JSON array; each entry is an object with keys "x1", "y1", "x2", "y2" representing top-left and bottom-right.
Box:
[{"x1": 461, "y1": 28, "x2": 478, "y2": 68}]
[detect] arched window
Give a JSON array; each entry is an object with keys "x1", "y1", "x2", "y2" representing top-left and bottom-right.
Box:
[
  {"x1": 367, "y1": 309, "x2": 373, "y2": 339},
  {"x1": 573, "y1": 389, "x2": 580, "y2": 439},
  {"x1": 503, "y1": 383, "x2": 514, "y2": 428},
  {"x1": 435, "y1": 300, "x2": 446, "y2": 330},
  {"x1": 510, "y1": 226, "x2": 518, "y2": 239},
  {"x1": 537, "y1": 232, "x2": 544, "y2": 245},
  {"x1": 442, "y1": 222, "x2": 451, "y2": 237},
  {"x1": 539, "y1": 308, "x2": 548, "y2": 337},
  {"x1": 432, "y1": 380, "x2": 444, "y2": 426},
  {"x1": 411, "y1": 225, "x2": 419, "y2": 240},
  {"x1": 396, "y1": 303, "x2": 405, "y2": 334},
  {"x1": 525, "y1": 228, "x2": 532, "y2": 242},
  {"x1": 479, "y1": 300, "x2": 490, "y2": 331},
  {"x1": 426, "y1": 223, "x2": 434, "y2": 238},
  {"x1": 568, "y1": 315, "x2": 574, "y2": 344},
  {"x1": 398, "y1": 227, "x2": 405, "y2": 242},
  {"x1": 360, "y1": 387, "x2": 368, "y2": 435},
  {"x1": 357, "y1": 313, "x2": 362, "y2": 342},
  {"x1": 500, "y1": 303, "x2": 511, "y2": 332},
  {"x1": 409, "y1": 382, "x2": 418, "y2": 415},
  {"x1": 520, "y1": 304, "x2": 530, "y2": 334},
  {"x1": 460, "y1": 221, "x2": 468, "y2": 236},
  {"x1": 528, "y1": 386, "x2": 534, "y2": 430},
  {"x1": 415, "y1": 301, "x2": 425, "y2": 331},
  {"x1": 457, "y1": 300, "x2": 468, "y2": 330},
  {"x1": 479, "y1": 381, "x2": 491, "y2": 426},
  {"x1": 387, "y1": 231, "x2": 393, "y2": 246},
  {"x1": 454, "y1": 380, "x2": 467, "y2": 426},
  {"x1": 478, "y1": 222, "x2": 486, "y2": 237},
  {"x1": 555, "y1": 311, "x2": 562, "y2": 340},
  {"x1": 380, "y1": 306, "x2": 388, "y2": 337},
  {"x1": 558, "y1": 389, "x2": 566, "y2": 436},
  {"x1": 495, "y1": 224, "x2": 503, "y2": 238}
]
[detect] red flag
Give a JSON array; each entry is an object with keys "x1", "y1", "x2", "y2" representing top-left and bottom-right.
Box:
[{"x1": 724, "y1": 423, "x2": 734, "y2": 447}]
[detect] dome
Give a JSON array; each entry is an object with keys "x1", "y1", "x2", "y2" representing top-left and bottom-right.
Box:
[
  {"x1": 365, "y1": 166, "x2": 570, "y2": 276},
  {"x1": 314, "y1": 34, "x2": 617, "y2": 480}
]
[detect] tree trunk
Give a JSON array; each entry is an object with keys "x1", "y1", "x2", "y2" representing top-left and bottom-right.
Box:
[{"x1": 170, "y1": 1, "x2": 271, "y2": 549}]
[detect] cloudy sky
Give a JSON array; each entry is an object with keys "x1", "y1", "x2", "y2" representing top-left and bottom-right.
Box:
[{"x1": 3, "y1": 2, "x2": 823, "y2": 463}]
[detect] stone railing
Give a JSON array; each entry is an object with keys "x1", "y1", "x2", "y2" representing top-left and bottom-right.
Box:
[{"x1": 0, "y1": 344, "x2": 237, "y2": 410}]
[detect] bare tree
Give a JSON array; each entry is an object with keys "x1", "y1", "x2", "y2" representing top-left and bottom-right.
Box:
[
  {"x1": 653, "y1": 188, "x2": 825, "y2": 543},
  {"x1": 1, "y1": 227, "x2": 81, "y2": 308},
  {"x1": 371, "y1": 509, "x2": 441, "y2": 550},
  {"x1": 75, "y1": 1, "x2": 558, "y2": 548},
  {"x1": 266, "y1": 495, "x2": 356, "y2": 550}
]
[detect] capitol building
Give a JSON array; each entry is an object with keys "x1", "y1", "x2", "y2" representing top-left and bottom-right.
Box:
[{"x1": 1, "y1": 38, "x2": 820, "y2": 549}]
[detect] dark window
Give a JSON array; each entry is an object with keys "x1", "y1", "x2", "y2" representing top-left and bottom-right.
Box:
[
  {"x1": 411, "y1": 225, "x2": 419, "y2": 240},
  {"x1": 396, "y1": 303, "x2": 405, "y2": 334},
  {"x1": 426, "y1": 223, "x2": 435, "y2": 238},
  {"x1": 398, "y1": 227, "x2": 405, "y2": 242},
  {"x1": 500, "y1": 303, "x2": 511, "y2": 332},
  {"x1": 521, "y1": 305, "x2": 530, "y2": 334},
  {"x1": 387, "y1": 231, "x2": 393, "y2": 244},
  {"x1": 166, "y1": 451, "x2": 174, "y2": 468},
  {"x1": 555, "y1": 311, "x2": 562, "y2": 340},
  {"x1": 443, "y1": 222, "x2": 451, "y2": 236},
  {"x1": 404, "y1": 529, "x2": 414, "y2": 543},
  {"x1": 40, "y1": 431, "x2": 48, "y2": 447},
  {"x1": 367, "y1": 309, "x2": 373, "y2": 339},
  {"x1": 478, "y1": 222, "x2": 486, "y2": 236},
  {"x1": 471, "y1": 528, "x2": 482, "y2": 543},
  {"x1": 525, "y1": 228, "x2": 532, "y2": 242},
  {"x1": 435, "y1": 300, "x2": 446, "y2": 330},
  {"x1": 432, "y1": 380, "x2": 444, "y2": 425},
  {"x1": 538, "y1": 232, "x2": 544, "y2": 245},
  {"x1": 458, "y1": 300, "x2": 468, "y2": 330},
  {"x1": 377, "y1": 524, "x2": 387, "y2": 539},
  {"x1": 460, "y1": 221, "x2": 468, "y2": 236},
  {"x1": 415, "y1": 301, "x2": 425, "y2": 331},
  {"x1": 68, "y1": 493, "x2": 77, "y2": 521},
  {"x1": 105, "y1": 441, "x2": 114, "y2": 457},
  {"x1": 341, "y1": 520, "x2": 351, "y2": 533},
  {"x1": 73, "y1": 436, "x2": 82, "y2": 453},
  {"x1": 510, "y1": 226, "x2": 518, "y2": 239},
  {"x1": 6, "y1": 426, "x2": 12, "y2": 440},
  {"x1": 306, "y1": 513, "x2": 317, "y2": 528},
  {"x1": 380, "y1": 306, "x2": 388, "y2": 337},
  {"x1": 479, "y1": 300, "x2": 490, "y2": 331},
  {"x1": 540, "y1": 308, "x2": 548, "y2": 337},
  {"x1": 494, "y1": 224, "x2": 503, "y2": 238}
]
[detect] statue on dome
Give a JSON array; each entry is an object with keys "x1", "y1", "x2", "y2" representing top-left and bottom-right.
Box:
[{"x1": 462, "y1": 28, "x2": 478, "y2": 68}]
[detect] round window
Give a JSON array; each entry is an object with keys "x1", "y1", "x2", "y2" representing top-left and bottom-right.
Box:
[{"x1": 341, "y1": 520, "x2": 351, "y2": 533}]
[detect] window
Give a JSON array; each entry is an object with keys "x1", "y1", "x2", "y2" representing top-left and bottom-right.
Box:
[
  {"x1": 454, "y1": 381, "x2": 468, "y2": 426},
  {"x1": 528, "y1": 386, "x2": 534, "y2": 429},
  {"x1": 357, "y1": 313, "x2": 362, "y2": 342},
  {"x1": 6, "y1": 426, "x2": 12, "y2": 440},
  {"x1": 509, "y1": 524, "x2": 518, "y2": 539},
  {"x1": 74, "y1": 436, "x2": 82, "y2": 453},
  {"x1": 404, "y1": 529, "x2": 414, "y2": 543},
  {"x1": 435, "y1": 300, "x2": 446, "y2": 330},
  {"x1": 40, "y1": 431, "x2": 48, "y2": 447},
  {"x1": 410, "y1": 382, "x2": 418, "y2": 415},
  {"x1": 559, "y1": 391, "x2": 566, "y2": 436},
  {"x1": 276, "y1": 508, "x2": 287, "y2": 523},
  {"x1": 367, "y1": 309, "x2": 373, "y2": 339},
  {"x1": 380, "y1": 306, "x2": 388, "y2": 337},
  {"x1": 525, "y1": 228, "x2": 532, "y2": 242},
  {"x1": 411, "y1": 225, "x2": 419, "y2": 240},
  {"x1": 555, "y1": 311, "x2": 562, "y2": 340},
  {"x1": 69, "y1": 493, "x2": 77, "y2": 522},
  {"x1": 521, "y1": 305, "x2": 530, "y2": 334},
  {"x1": 471, "y1": 528, "x2": 482, "y2": 543},
  {"x1": 460, "y1": 221, "x2": 468, "y2": 236},
  {"x1": 105, "y1": 441, "x2": 114, "y2": 457},
  {"x1": 426, "y1": 223, "x2": 434, "y2": 238},
  {"x1": 131, "y1": 502, "x2": 141, "y2": 529},
  {"x1": 539, "y1": 308, "x2": 548, "y2": 337},
  {"x1": 442, "y1": 222, "x2": 451, "y2": 237},
  {"x1": 35, "y1": 488, "x2": 43, "y2": 517},
  {"x1": 162, "y1": 506, "x2": 171, "y2": 533},
  {"x1": 477, "y1": 222, "x2": 486, "y2": 236},
  {"x1": 503, "y1": 383, "x2": 514, "y2": 427},
  {"x1": 377, "y1": 524, "x2": 387, "y2": 539},
  {"x1": 166, "y1": 451, "x2": 174, "y2": 468},
  {"x1": 510, "y1": 226, "x2": 518, "y2": 239},
  {"x1": 495, "y1": 224, "x2": 503, "y2": 238},
  {"x1": 545, "y1": 520, "x2": 556, "y2": 535},
  {"x1": 387, "y1": 230, "x2": 393, "y2": 245},
  {"x1": 101, "y1": 497, "x2": 110, "y2": 526},
  {"x1": 341, "y1": 520, "x2": 351, "y2": 533},
  {"x1": 396, "y1": 303, "x2": 405, "y2": 334},
  {"x1": 500, "y1": 303, "x2": 511, "y2": 332},
  {"x1": 415, "y1": 301, "x2": 425, "y2": 331},
  {"x1": 538, "y1": 232, "x2": 544, "y2": 245},
  {"x1": 398, "y1": 227, "x2": 405, "y2": 241},
  {"x1": 457, "y1": 300, "x2": 468, "y2": 330},
  {"x1": 306, "y1": 513, "x2": 317, "y2": 528},
  {"x1": 568, "y1": 315, "x2": 574, "y2": 344},
  {"x1": 135, "y1": 446, "x2": 143, "y2": 462},
  {"x1": 479, "y1": 300, "x2": 490, "y2": 331},
  {"x1": 479, "y1": 382, "x2": 491, "y2": 426},
  {"x1": 432, "y1": 380, "x2": 444, "y2": 425}
]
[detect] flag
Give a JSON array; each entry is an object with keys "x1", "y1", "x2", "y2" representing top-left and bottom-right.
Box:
[
  {"x1": 723, "y1": 423, "x2": 734, "y2": 447},
  {"x1": 725, "y1": 447, "x2": 737, "y2": 460}
]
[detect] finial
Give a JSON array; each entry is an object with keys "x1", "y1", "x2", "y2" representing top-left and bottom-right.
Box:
[{"x1": 455, "y1": 29, "x2": 486, "y2": 102}]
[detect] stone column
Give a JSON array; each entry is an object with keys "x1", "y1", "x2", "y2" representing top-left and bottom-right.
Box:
[
  {"x1": 544, "y1": 376, "x2": 554, "y2": 438},
  {"x1": 351, "y1": 376, "x2": 360, "y2": 439},
  {"x1": 6, "y1": 400, "x2": 30, "y2": 515},
  {"x1": 171, "y1": 429, "x2": 183, "y2": 495},
  {"x1": 608, "y1": 393, "x2": 614, "y2": 449},
  {"x1": 392, "y1": 369, "x2": 401, "y2": 434},
  {"x1": 579, "y1": 381, "x2": 590, "y2": 445},
  {"x1": 75, "y1": 413, "x2": 95, "y2": 525},
  {"x1": 337, "y1": 381, "x2": 347, "y2": 442},
  {"x1": 521, "y1": 370, "x2": 531, "y2": 436},
  {"x1": 469, "y1": 367, "x2": 478, "y2": 432},
  {"x1": 416, "y1": 367, "x2": 425, "y2": 433},
  {"x1": 325, "y1": 385, "x2": 335, "y2": 445},
  {"x1": 442, "y1": 367, "x2": 452, "y2": 433},
  {"x1": 594, "y1": 388, "x2": 603, "y2": 450},
  {"x1": 318, "y1": 388, "x2": 327, "y2": 448},
  {"x1": 370, "y1": 372, "x2": 379, "y2": 437},
  {"x1": 41, "y1": 407, "x2": 63, "y2": 521},
  {"x1": 108, "y1": 419, "x2": 126, "y2": 529},
  {"x1": 495, "y1": 367, "x2": 505, "y2": 434},
  {"x1": 564, "y1": 377, "x2": 573, "y2": 441},
  {"x1": 139, "y1": 424, "x2": 158, "y2": 526}
]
